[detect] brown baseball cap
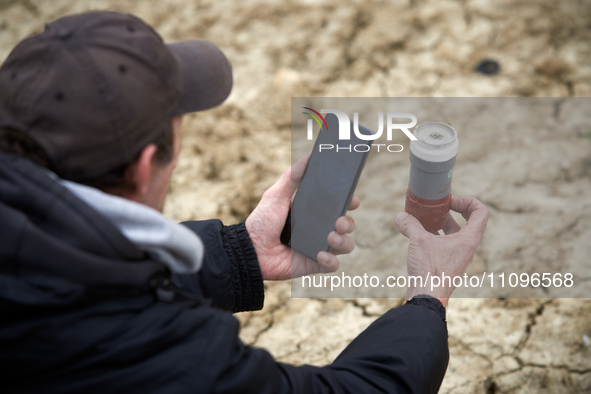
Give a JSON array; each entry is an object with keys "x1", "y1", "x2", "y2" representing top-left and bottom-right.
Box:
[{"x1": 0, "y1": 11, "x2": 233, "y2": 179}]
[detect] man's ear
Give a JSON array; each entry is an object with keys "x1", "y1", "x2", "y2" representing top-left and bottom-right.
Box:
[{"x1": 125, "y1": 143, "x2": 158, "y2": 200}]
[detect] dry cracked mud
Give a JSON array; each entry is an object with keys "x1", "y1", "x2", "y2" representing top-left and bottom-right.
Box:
[{"x1": 1, "y1": 0, "x2": 590, "y2": 392}]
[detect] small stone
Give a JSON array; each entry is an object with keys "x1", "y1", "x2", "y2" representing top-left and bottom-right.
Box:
[{"x1": 475, "y1": 59, "x2": 500, "y2": 75}]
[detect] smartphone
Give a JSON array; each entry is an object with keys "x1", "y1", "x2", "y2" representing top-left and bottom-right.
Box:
[{"x1": 281, "y1": 112, "x2": 373, "y2": 261}]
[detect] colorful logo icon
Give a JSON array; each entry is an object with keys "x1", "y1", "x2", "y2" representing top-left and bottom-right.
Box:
[{"x1": 302, "y1": 107, "x2": 328, "y2": 132}]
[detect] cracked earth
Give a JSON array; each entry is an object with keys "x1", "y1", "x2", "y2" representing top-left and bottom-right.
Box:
[{"x1": 1, "y1": 0, "x2": 590, "y2": 392}]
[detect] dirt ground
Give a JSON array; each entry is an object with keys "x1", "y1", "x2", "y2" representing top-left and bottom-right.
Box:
[{"x1": 1, "y1": 0, "x2": 590, "y2": 392}]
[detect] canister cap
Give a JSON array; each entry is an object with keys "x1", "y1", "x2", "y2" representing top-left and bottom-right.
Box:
[{"x1": 410, "y1": 121, "x2": 459, "y2": 162}]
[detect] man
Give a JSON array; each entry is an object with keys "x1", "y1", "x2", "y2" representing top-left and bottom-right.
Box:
[{"x1": 0, "y1": 10, "x2": 489, "y2": 393}]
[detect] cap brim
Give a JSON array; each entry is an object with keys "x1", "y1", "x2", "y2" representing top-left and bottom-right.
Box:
[{"x1": 167, "y1": 40, "x2": 233, "y2": 113}]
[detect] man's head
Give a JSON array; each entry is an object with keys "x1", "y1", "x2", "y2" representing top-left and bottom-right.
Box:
[{"x1": 0, "y1": 11, "x2": 232, "y2": 209}]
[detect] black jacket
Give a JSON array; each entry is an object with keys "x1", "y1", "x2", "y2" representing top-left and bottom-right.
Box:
[{"x1": 0, "y1": 151, "x2": 449, "y2": 393}]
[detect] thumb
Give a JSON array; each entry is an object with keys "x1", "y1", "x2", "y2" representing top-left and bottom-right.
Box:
[
  {"x1": 289, "y1": 154, "x2": 310, "y2": 195},
  {"x1": 265, "y1": 154, "x2": 310, "y2": 202},
  {"x1": 395, "y1": 212, "x2": 426, "y2": 239}
]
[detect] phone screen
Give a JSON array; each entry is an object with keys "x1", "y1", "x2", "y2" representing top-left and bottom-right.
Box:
[{"x1": 282, "y1": 113, "x2": 373, "y2": 261}]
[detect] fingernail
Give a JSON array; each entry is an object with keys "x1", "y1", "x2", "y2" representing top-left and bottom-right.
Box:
[
  {"x1": 346, "y1": 220, "x2": 353, "y2": 232},
  {"x1": 318, "y1": 252, "x2": 330, "y2": 264},
  {"x1": 333, "y1": 234, "x2": 343, "y2": 246}
]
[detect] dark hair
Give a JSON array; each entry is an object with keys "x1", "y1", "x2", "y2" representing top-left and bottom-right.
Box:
[{"x1": 0, "y1": 125, "x2": 174, "y2": 190}]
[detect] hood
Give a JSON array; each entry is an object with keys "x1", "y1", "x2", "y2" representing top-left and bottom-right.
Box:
[
  {"x1": 0, "y1": 151, "x2": 169, "y2": 307},
  {"x1": 59, "y1": 177, "x2": 204, "y2": 275}
]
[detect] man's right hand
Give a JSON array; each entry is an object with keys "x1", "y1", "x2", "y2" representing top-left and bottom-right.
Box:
[{"x1": 395, "y1": 196, "x2": 490, "y2": 307}]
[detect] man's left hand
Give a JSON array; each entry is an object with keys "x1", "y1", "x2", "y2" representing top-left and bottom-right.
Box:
[{"x1": 245, "y1": 155, "x2": 359, "y2": 281}]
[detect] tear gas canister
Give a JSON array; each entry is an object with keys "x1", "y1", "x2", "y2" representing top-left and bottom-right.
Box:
[{"x1": 405, "y1": 121, "x2": 459, "y2": 232}]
